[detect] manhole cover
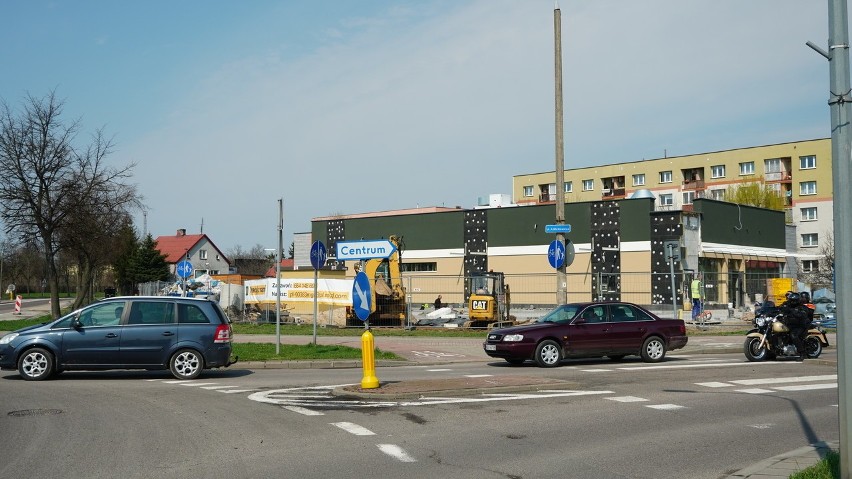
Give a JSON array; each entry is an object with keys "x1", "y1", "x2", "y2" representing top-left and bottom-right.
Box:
[{"x1": 8, "y1": 409, "x2": 63, "y2": 417}]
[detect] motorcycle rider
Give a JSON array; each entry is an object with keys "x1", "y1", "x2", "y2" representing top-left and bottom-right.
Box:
[{"x1": 779, "y1": 291, "x2": 810, "y2": 360}]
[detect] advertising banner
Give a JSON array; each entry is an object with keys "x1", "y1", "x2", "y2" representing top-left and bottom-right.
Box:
[{"x1": 244, "y1": 278, "x2": 353, "y2": 306}]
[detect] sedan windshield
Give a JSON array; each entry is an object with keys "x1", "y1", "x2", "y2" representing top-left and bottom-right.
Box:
[{"x1": 534, "y1": 304, "x2": 581, "y2": 324}]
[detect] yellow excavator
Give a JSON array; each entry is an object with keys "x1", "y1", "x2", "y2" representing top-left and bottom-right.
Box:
[
  {"x1": 464, "y1": 271, "x2": 515, "y2": 329},
  {"x1": 346, "y1": 235, "x2": 407, "y2": 327}
]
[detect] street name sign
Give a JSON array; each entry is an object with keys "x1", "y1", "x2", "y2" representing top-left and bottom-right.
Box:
[
  {"x1": 336, "y1": 239, "x2": 397, "y2": 261},
  {"x1": 545, "y1": 224, "x2": 572, "y2": 234}
]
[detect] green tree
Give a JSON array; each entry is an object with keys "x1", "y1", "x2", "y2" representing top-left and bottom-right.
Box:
[
  {"x1": 722, "y1": 178, "x2": 785, "y2": 210},
  {"x1": 111, "y1": 221, "x2": 140, "y2": 296},
  {"x1": 128, "y1": 234, "x2": 170, "y2": 287}
]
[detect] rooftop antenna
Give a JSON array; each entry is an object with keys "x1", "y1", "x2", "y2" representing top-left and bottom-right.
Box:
[{"x1": 200, "y1": 217, "x2": 204, "y2": 234}]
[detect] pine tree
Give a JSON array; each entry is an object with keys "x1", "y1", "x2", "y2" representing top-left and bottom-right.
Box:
[{"x1": 129, "y1": 234, "x2": 170, "y2": 284}]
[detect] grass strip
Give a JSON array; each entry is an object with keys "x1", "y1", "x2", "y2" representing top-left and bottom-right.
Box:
[{"x1": 232, "y1": 342, "x2": 402, "y2": 362}]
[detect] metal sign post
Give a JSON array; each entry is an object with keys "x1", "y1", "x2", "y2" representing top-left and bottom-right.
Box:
[{"x1": 310, "y1": 240, "x2": 327, "y2": 345}]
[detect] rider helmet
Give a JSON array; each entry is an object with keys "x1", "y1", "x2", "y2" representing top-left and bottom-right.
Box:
[{"x1": 785, "y1": 291, "x2": 801, "y2": 305}]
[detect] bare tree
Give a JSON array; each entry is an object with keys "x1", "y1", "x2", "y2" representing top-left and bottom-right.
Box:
[
  {"x1": 0, "y1": 91, "x2": 138, "y2": 317},
  {"x1": 226, "y1": 243, "x2": 274, "y2": 276},
  {"x1": 799, "y1": 231, "x2": 835, "y2": 290}
]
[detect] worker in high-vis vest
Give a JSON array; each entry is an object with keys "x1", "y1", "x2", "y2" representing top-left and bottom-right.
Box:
[{"x1": 690, "y1": 274, "x2": 703, "y2": 320}]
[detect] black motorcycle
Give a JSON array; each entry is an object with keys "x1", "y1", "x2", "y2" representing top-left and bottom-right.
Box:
[{"x1": 743, "y1": 303, "x2": 829, "y2": 361}]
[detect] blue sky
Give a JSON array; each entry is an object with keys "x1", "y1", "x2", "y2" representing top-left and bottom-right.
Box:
[{"x1": 0, "y1": 1, "x2": 835, "y2": 254}]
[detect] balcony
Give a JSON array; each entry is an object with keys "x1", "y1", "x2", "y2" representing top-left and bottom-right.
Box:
[
  {"x1": 539, "y1": 193, "x2": 555, "y2": 203},
  {"x1": 681, "y1": 204, "x2": 694, "y2": 212},
  {"x1": 602, "y1": 188, "x2": 626, "y2": 200},
  {"x1": 765, "y1": 172, "x2": 792, "y2": 183},
  {"x1": 682, "y1": 179, "x2": 705, "y2": 190}
]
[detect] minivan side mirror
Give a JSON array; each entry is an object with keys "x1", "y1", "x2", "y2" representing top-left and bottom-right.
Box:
[{"x1": 72, "y1": 318, "x2": 83, "y2": 329}]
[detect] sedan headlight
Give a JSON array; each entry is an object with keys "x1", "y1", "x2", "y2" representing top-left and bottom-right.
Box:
[
  {"x1": 754, "y1": 317, "x2": 766, "y2": 327},
  {"x1": 503, "y1": 334, "x2": 524, "y2": 342},
  {"x1": 0, "y1": 332, "x2": 19, "y2": 345}
]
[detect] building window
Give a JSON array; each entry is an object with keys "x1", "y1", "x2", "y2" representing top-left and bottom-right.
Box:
[
  {"x1": 199, "y1": 249, "x2": 208, "y2": 260},
  {"x1": 764, "y1": 158, "x2": 782, "y2": 174},
  {"x1": 711, "y1": 165, "x2": 725, "y2": 178},
  {"x1": 800, "y1": 181, "x2": 817, "y2": 195},
  {"x1": 548, "y1": 183, "x2": 556, "y2": 194},
  {"x1": 801, "y1": 233, "x2": 818, "y2": 247},
  {"x1": 659, "y1": 193, "x2": 673, "y2": 206},
  {"x1": 401, "y1": 262, "x2": 437, "y2": 272},
  {"x1": 801, "y1": 207, "x2": 817, "y2": 221},
  {"x1": 801, "y1": 260, "x2": 819, "y2": 273},
  {"x1": 682, "y1": 191, "x2": 696, "y2": 205},
  {"x1": 564, "y1": 181, "x2": 572, "y2": 193},
  {"x1": 739, "y1": 161, "x2": 755, "y2": 175},
  {"x1": 632, "y1": 174, "x2": 645, "y2": 186},
  {"x1": 582, "y1": 179, "x2": 594, "y2": 191},
  {"x1": 710, "y1": 189, "x2": 725, "y2": 200},
  {"x1": 800, "y1": 155, "x2": 816, "y2": 169},
  {"x1": 523, "y1": 186, "x2": 533, "y2": 197},
  {"x1": 659, "y1": 171, "x2": 672, "y2": 183}
]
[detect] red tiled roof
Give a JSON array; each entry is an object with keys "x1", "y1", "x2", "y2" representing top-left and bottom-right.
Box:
[
  {"x1": 264, "y1": 259, "x2": 295, "y2": 277},
  {"x1": 154, "y1": 233, "x2": 229, "y2": 264}
]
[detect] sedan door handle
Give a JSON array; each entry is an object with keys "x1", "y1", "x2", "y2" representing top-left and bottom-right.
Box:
[
  {"x1": 162, "y1": 331, "x2": 174, "y2": 336},
  {"x1": 105, "y1": 333, "x2": 118, "y2": 338}
]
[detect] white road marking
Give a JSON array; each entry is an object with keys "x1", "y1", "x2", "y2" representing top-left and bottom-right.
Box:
[
  {"x1": 180, "y1": 382, "x2": 218, "y2": 387},
  {"x1": 695, "y1": 381, "x2": 733, "y2": 388},
  {"x1": 580, "y1": 368, "x2": 613, "y2": 372},
  {"x1": 646, "y1": 404, "x2": 686, "y2": 410},
  {"x1": 250, "y1": 387, "x2": 614, "y2": 408},
  {"x1": 729, "y1": 375, "x2": 837, "y2": 386},
  {"x1": 218, "y1": 389, "x2": 258, "y2": 394},
  {"x1": 282, "y1": 405, "x2": 324, "y2": 416},
  {"x1": 607, "y1": 396, "x2": 648, "y2": 403},
  {"x1": 749, "y1": 424, "x2": 774, "y2": 429},
  {"x1": 378, "y1": 444, "x2": 417, "y2": 463},
  {"x1": 617, "y1": 361, "x2": 785, "y2": 371},
  {"x1": 332, "y1": 422, "x2": 375, "y2": 436},
  {"x1": 427, "y1": 369, "x2": 452, "y2": 372},
  {"x1": 200, "y1": 385, "x2": 240, "y2": 390},
  {"x1": 736, "y1": 388, "x2": 775, "y2": 394},
  {"x1": 774, "y1": 383, "x2": 838, "y2": 391},
  {"x1": 464, "y1": 374, "x2": 493, "y2": 378}
]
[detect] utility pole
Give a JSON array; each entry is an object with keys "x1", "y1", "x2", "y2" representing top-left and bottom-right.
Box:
[
  {"x1": 807, "y1": 1, "x2": 852, "y2": 475},
  {"x1": 554, "y1": 2, "x2": 567, "y2": 305},
  {"x1": 276, "y1": 198, "x2": 283, "y2": 355}
]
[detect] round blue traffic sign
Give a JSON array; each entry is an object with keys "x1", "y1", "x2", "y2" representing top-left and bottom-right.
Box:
[
  {"x1": 548, "y1": 240, "x2": 566, "y2": 269},
  {"x1": 310, "y1": 240, "x2": 327, "y2": 270},
  {"x1": 176, "y1": 260, "x2": 194, "y2": 279}
]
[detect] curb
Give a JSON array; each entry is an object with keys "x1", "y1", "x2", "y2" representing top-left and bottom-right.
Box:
[{"x1": 726, "y1": 441, "x2": 838, "y2": 478}]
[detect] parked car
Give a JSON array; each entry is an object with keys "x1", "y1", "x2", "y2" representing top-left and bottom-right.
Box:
[
  {"x1": 483, "y1": 302, "x2": 688, "y2": 367},
  {"x1": 812, "y1": 296, "x2": 836, "y2": 317},
  {"x1": 0, "y1": 296, "x2": 237, "y2": 381}
]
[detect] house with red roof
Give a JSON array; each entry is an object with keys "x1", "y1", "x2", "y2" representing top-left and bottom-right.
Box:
[{"x1": 154, "y1": 229, "x2": 231, "y2": 279}]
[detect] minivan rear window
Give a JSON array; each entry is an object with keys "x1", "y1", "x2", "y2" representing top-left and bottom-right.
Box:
[{"x1": 179, "y1": 304, "x2": 211, "y2": 324}]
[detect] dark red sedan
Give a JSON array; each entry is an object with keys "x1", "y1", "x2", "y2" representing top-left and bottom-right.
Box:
[{"x1": 483, "y1": 302, "x2": 688, "y2": 367}]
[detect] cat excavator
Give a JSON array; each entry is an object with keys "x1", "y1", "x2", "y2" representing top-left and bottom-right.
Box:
[
  {"x1": 345, "y1": 235, "x2": 408, "y2": 327},
  {"x1": 464, "y1": 271, "x2": 516, "y2": 329}
]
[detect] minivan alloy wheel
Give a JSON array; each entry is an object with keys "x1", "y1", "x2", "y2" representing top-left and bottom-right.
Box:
[
  {"x1": 170, "y1": 349, "x2": 203, "y2": 380},
  {"x1": 19, "y1": 348, "x2": 54, "y2": 381}
]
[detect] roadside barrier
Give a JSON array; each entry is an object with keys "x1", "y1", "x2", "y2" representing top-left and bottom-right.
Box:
[{"x1": 14, "y1": 295, "x2": 22, "y2": 315}]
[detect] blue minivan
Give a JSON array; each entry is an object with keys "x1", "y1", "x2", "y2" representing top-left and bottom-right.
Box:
[{"x1": 0, "y1": 296, "x2": 237, "y2": 380}]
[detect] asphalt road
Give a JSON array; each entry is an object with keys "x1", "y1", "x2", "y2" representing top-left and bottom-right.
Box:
[{"x1": 0, "y1": 350, "x2": 838, "y2": 479}]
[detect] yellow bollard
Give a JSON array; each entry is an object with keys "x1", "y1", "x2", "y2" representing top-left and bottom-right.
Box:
[{"x1": 360, "y1": 329, "x2": 380, "y2": 389}]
